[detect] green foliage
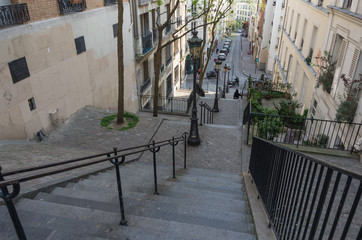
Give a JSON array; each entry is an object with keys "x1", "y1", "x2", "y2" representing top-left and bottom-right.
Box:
[
  {"x1": 303, "y1": 134, "x2": 329, "y2": 147},
  {"x1": 274, "y1": 99, "x2": 302, "y2": 117},
  {"x1": 315, "y1": 51, "x2": 336, "y2": 93},
  {"x1": 101, "y1": 112, "x2": 139, "y2": 130},
  {"x1": 335, "y1": 74, "x2": 361, "y2": 122},
  {"x1": 256, "y1": 115, "x2": 283, "y2": 140},
  {"x1": 335, "y1": 99, "x2": 358, "y2": 123}
]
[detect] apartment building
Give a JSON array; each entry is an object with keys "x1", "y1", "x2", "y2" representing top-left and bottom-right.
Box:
[
  {"x1": 248, "y1": 0, "x2": 265, "y2": 63},
  {"x1": 136, "y1": 0, "x2": 187, "y2": 104},
  {"x1": 0, "y1": 0, "x2": 139, "y2": 140},
  {"x1": 312, "y1": 0, "x2": 362, "y2": 123},
  {"x1": 262, "y1": 0, "x2": 285, "y2": 74},
  {"x1": 274, "y1": 0, "x2": 332, "y2": 114}
]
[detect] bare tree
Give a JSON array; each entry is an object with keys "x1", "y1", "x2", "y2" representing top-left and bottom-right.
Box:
[
  {"x1": 117, "y1": 0, "x2": 124, "y2": 124},
  {"x1": 152, "y1": 0, "x2": 233, "y2": 117}
]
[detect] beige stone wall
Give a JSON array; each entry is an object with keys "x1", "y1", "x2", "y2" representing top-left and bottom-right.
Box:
[{"x1": 0, "y1": 4, "x2": 138, "y2": 139}]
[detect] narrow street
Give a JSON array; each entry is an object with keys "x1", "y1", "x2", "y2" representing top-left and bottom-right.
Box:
[{"x1": 182, "y1": 33, "x2": 265, "y2": 94}]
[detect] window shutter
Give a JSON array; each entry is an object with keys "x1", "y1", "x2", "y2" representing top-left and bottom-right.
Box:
[
  {"x1": 348, "y1": 48, "x2": 360, "y2": 79},
  {"x1": 336, "y1": 39, "x2": 347, "y2": 68}
]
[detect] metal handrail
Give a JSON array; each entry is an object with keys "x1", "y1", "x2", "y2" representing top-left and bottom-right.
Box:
[
  {"x1": 199, "y1": 101, "x2": 213, "y2": 126},
  {"x1": 0, "y1": 133, "x2": 188, "y2": 240},
  {"x1": 249, "y1": 137, "x2": 362, "y2": 240},
  {"x1": 140, "y1": 95, "x2": 189, "y2": 114}
]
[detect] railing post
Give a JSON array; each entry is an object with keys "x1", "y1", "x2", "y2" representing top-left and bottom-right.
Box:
[
  {"x1": 169, "y1": 137, "x2": 179, "y2": 179},
  {"x1": 149, "y1": 141, "x2": 160, "y2": 195},
  {"x1": 350, "y1": 124, "x2": 361, "y2": 153},
  {"x1": 247, "y1": 114, "x2": 251, "y2": 145},
  {"x1": 0, "y1": 167, "x2": 27, "y2": 240},
  {"x1": 297, "y1": 118, "x2": 304, "y2": 148},
  {"x1": 182, "y1": 132, "x2": 187, "y2": 169},
  {"x1": 108, "y1": 149, "x2": 128, "y2": 226}
]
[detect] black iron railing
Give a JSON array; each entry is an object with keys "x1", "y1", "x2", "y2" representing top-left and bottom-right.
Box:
[
  {"x1": 140, "y1": 95, "x2": 189, "y2": 114},
  {"x1": 140, "y1": 77, "x2": 151, "y2": 93},
  {"x1": 0, "y1": 3, "x2": 30, "y2": 28},
  {"x1": 160, "y1": 64, "x2": 165, "y2": 73},
  {"x1": 0, "y1": 133, "x2": 188, "y2": 240},
  {"x1": 58, "y1": 0, "x2": 87, "y2": 15},
  {"x1": 249, "y1": 137, "x2": 362, "y2": 240},
  {"x1": 243, "y1": 100, "x2": 362, "y2": 152},
  {"x1": 104, "y1": 0, "x2": 117, "y2": 5},
  {"x1": 199, "y1": 101, "x2": 213, "y2": 125},
  {"x1": 142, "y1": 32, "x2": 153, "y2": 54}
]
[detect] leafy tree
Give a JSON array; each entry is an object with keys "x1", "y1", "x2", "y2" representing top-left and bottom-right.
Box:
[
  {"x1": 151, "y1": 0, "x2": 234, "y2": 117},
  {"x1": 315, "y1": 51, "x2": 336, "y2": 93}
]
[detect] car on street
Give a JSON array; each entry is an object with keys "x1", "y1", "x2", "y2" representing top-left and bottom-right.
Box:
[
  {"x1": 225, "y1": 39, "x2": 232, "y2": 43},
  {"x1": 218, "y1": 53, "x2": 226, "y2": 61},
  {"x1": 220, "y1": 48, "x2": 228, "y2": 55}
]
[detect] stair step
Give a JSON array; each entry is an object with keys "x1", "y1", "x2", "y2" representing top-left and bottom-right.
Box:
[
  {"x1": 182, "y1": 167, "x2": 241, "y2": 180},
  {"x1": 34, "y1": 191, "x2": 252, "y2": 224},
  {"x1": 49, "y1": 187, "x2": 247, "y2": 213},
  {"x1": 126, "y1": 215, "x2": 256, "y2": 240}
]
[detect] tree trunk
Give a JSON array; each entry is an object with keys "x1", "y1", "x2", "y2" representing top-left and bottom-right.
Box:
[
  {"x1": 117, "y1": 0, "x2": 124, "y2": 124},
  {"x1": 152, "y1": 29, "x2": 163, "y2": 117}
]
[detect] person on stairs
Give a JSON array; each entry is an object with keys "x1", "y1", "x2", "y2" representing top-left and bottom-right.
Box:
[{"x1": 233, "y1": 89, "x2": 242, "y2": 99}]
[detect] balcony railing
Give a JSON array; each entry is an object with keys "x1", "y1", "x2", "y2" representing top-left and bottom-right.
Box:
[
  {"x1": 142, "y1": 32, "x2": 153, "y2": 54},
  {"x1": 250, "y1": 137, "x2": 362, "y2": 240},
  {"x1": 243, "y1": 100, "x2": 362, "y2": 152},
  {"x1": 0, "y1": 3, "x2": 30, "y2": 28},
  {"x1": 104, "y1": 0, "x2": 117, "y2": 6},
  {"x1": 140, "y1": 77, "x2": 151, "y2": 93},
  {"x1": 58, "y1": 0, "x2": 87, "y2": 15},
  {"x1": 140, "y1": 95, "x2": 189, "y2": 114}
]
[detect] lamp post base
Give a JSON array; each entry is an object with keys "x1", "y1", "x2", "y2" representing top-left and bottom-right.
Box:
[
  {"x1": 187, "y1": 115, "x2": 200, "y2": 146},
  {"x1": 212, "y1": 98, "x2": 219, "y2": 112}
]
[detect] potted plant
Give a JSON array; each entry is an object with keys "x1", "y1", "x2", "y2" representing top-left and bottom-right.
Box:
[{"x1": 315, "y1": 51, "x2": 336, "y2": 93}]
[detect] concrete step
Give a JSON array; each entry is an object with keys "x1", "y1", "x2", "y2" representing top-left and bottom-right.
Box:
[
  {"x1": 12, "y1": 199, "x2": 255, "y2": 240},
  {"x1": 126, "y1": 215, "x2": 256, "y2": 240},
  {"x1": 34, "y1": 191, "x2": 252, "y2": 224},
  {"x1": 49, "y1": 186, "x2": 247, "y2": 213}
]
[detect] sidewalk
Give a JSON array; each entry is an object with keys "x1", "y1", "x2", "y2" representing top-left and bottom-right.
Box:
[{"x1": 240, "y1": 36, "x2": 268, "y2": 80}]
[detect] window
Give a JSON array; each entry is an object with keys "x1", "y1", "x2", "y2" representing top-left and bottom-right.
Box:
[
  {"x1": 343, "y1": 0, "x2": 352, "y2": 9},
  {"x1": 75, "y1": 36, "x2": 86, "y2": 55},
  {"x1": 141, "y1": 12, "x2": 149, "y2": 37},
  {"x1": 294, "y1": 14, "x2": 299, "y2": 41},
  {"x1": 143, "y1": 59, "x2": 149, "y2": 83},
  {"x1": 113, "y1": 23, "x2": 118, "y2": 38},
  {"x1": 288, "y1": 10, "x2": 294, "y2": 34},
  {"x1": 28, "y1": 97, "x2": 36, "y2": 111},
  {"x1": 300, "y1": 19, "x2": 307, "y2": 49},
  {"x1": 8, "y1": 57, "x2": 30, "y2": 84}
]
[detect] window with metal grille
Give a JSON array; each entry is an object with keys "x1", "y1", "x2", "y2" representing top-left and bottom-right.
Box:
[
  {"x1": 28, "y1": 97, "x2": 36, "y2": 111},
  {"x1": 8, "y1": 57, "x2": 30, "y2": 84},
  {"x1": 75, "y1": 36, "x2": 86, "y2": 55}
]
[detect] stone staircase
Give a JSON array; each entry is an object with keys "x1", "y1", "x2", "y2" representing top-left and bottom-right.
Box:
[{"x1": 0, "y1": 161, "x2": 256, "y2": 240}]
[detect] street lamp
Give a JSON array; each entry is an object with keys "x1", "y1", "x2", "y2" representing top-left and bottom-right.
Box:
[
  {"x1": 187, "y1": 30, "x2": 202, "y2": 146},
  {"x1": 212, "y1": 60, "x2": 222, "y2": 112},
  {"x1": 222, "y1": 64, "x2": 228, "y2": 98}
]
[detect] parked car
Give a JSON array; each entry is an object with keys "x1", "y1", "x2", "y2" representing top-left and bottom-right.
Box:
[
  {"x1": 218, "y1": 53, "x2": 226, "y2": 61},
  {"x1": 224, "y1": 44, "x2": 230, "y2": 50},
  {"x1": 225, "y1": 39, "x2": 232, "y2": 43},
  {"x1": 206, "y1": 70, "x2": 216, "y2": 78},
  {"x1": 220, "y1": 48, "x2": 228, "y2": 55}
]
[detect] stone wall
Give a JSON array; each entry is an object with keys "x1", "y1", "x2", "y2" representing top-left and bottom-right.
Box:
[{"x1": 0, "y1": 3, "x2": 138, "y2": 139}]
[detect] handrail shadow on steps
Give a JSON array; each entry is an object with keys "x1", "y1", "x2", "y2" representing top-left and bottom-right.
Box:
[{"x1": 0, "y1": 132, "x2": 188, "y2": 240}]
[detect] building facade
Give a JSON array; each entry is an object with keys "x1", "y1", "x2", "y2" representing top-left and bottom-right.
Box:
[{"x1": 0, "y1": 0, "x2": 139, "y2": 140}]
